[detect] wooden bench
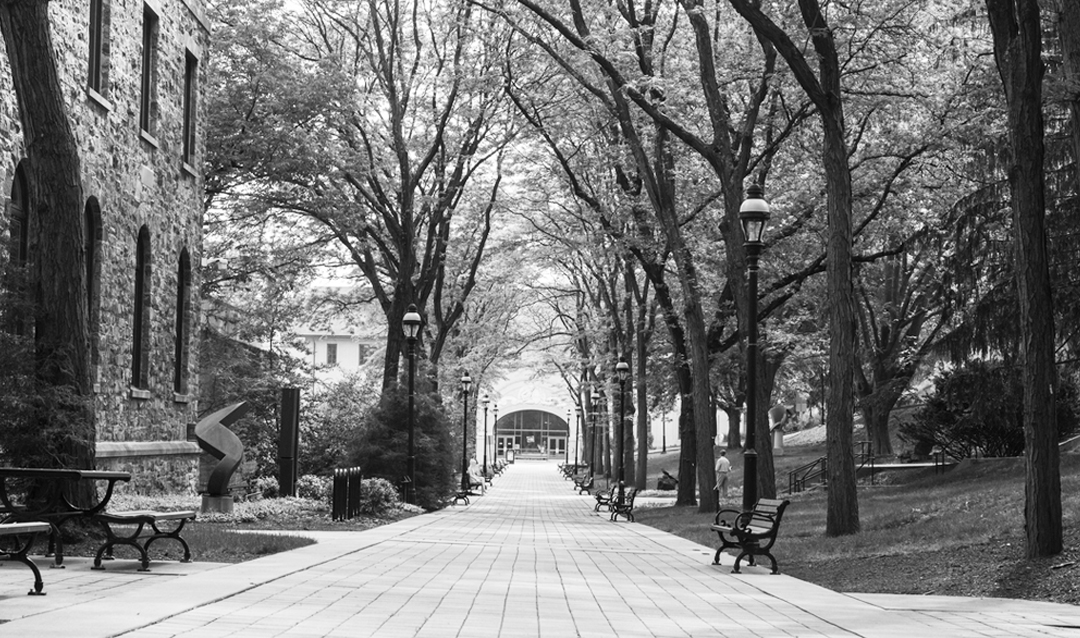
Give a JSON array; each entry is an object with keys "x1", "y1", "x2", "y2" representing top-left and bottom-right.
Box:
[
  {"x1": 609, "y1": 487, "x2": 638, "y2": 522},
  {"x1": 91, "y1": 510, "x2": 197, "y2": 571},
  {"x1": 710, "y1": 498, "x2": 790, "y2": 574},
  {"x1": 573, "y1": 474, "x2": 594, "y2": 494},
  {"x1": 593, "y1": 484, "x2": 615, "y2": 512},
  {"x1": 0, "y1": 521, "x2": 51, "y2": 595}
]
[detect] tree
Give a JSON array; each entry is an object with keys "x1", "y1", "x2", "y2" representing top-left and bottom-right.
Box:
[
  {"x1": 728, "y1": 0, "x2": 860, "y2": 535},
  {"x1": 984, "y1": 0, "x2": 1062, "y2": 558},
  {"x1": 0, "y1": 0, "x2": 95, "y2": 490},
  {"x1": 206, "y1": 0, "x2": 512, "y2": 396}
]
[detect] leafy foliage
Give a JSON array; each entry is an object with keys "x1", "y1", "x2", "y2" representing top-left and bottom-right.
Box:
[
  {"x1": 348, "y1": 387, "x2": 454, "y2": 511},
  {"x1": 356, "y1": 478, "x2": 400, "y2": 515},
  {"x1": 300, "y1": 375, "x2": 377, "y2": 476},
  {"x1": 900, "y1": 362, "x2": 1080, "y2": 459}
]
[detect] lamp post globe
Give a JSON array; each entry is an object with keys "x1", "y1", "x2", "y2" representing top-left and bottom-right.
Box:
[
  {"x1": 402, "y1": 304, "x2": 422, "y2": 505},
  {"x1": 459, "y1": 372, "x2": 472, "y2": 495},
  {"x1": 615, "y1": 357, "x2": 630, "y2": 505},
  {"x1": 738, "y1": 184, "x2": 770, "y2": 511}
]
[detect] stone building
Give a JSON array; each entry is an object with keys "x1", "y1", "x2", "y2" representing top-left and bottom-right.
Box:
[{"x1": 0, "y1": 0, "x2": 211, "y2": 493}]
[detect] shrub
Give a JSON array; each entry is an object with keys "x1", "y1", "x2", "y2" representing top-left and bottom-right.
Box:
[
  {"x1": 349, "y1": 386, "x2": 455, "y2": 511},
  {"x1": 254, "y1": 475, "x2": 279, "y2": 499},
  {"x1": 296, "y1": 474, "x2": 331, "y2": 501},
  {"x1": 900, "y1": 361, "x2": 1079, "y2": 459},
  {"x1": 357, "y1": 478, "x2": 399, "y2": 515}
]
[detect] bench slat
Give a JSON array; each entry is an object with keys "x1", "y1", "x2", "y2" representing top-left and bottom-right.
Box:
[{"x1": 0, "y1": 522, "x2": 51, "y2": 535}]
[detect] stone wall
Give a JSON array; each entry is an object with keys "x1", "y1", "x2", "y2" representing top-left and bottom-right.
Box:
[{"x1": 0, "y1": 0, "x2": 211, "y2": 493}]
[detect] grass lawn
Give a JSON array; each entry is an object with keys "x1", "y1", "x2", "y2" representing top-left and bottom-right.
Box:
[
  {"x1": 60, "y1": 495, "x2": 420, "y2": 565},
  {"x1": 634, "y1": 447, "x2": 1080, "y2": 606}
]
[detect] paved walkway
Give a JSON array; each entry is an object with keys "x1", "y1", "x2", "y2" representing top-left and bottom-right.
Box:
[{"x1": 1, "y1": 462, "x2": 1078, "y2": 637}]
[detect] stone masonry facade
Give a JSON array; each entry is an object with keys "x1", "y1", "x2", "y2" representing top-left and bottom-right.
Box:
[{"x1": 0, "y1": 0, "x2": 211, "y2": 493}]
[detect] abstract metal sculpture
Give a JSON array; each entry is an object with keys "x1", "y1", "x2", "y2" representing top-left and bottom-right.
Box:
[{"x1": 194, "y1": 402, "x2": 248, "y2": 512}]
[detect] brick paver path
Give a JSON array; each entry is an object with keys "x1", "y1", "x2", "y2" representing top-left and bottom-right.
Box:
[{"x1": 3, "y1": 461, "x2": 1079, "y2": 637}]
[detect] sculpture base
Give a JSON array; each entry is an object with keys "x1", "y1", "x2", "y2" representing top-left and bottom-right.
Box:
[{"x1": 201, "y1": 494, "x2": 234, "y2": 515}]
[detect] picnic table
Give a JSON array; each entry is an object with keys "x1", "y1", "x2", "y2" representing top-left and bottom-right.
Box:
[{"x1": 0, "y1": 466, "x2": 131, "y2": 567}]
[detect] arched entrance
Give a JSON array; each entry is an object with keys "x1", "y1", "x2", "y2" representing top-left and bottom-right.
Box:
[{"x1": 493, "y1": 409, "x2": 569, "y2": 459}]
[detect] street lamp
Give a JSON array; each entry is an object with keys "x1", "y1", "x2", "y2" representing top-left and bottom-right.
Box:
[
  {"x1": 739, "y1": 183, "x2": 770, "y2": 511},
  {"x1": 459, "y1": 371, "x2": 473, "y2": 495},
  {"x1": 590, "y1": 388, "x2": 600, "y2": 477},
  {"x1": 574, "y1": 405, "x2": 583, "y2": 468},
  {"x1": 481, "y1": 394, "x2": 490, "y2": 478},
  {"x1": 615, "y1": 357, "x2": 630, "y2": 506},
  {"x1": 402, "y1": 304, "x2": 422, "y2": 505},
  {"x1": 493, "y1": 404, "x2": 499, "y2": 461},
  {"x1": 565, "y1": 409, "x2": 571, "y2": 464}
]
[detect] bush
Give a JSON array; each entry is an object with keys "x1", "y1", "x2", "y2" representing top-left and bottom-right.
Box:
[
  {"x1": 254, "y1": 475, "x2": 279, "y2": 498},
  {"x1": 900, "y1": 361, "x2": 1079, "y2": 459},
  {"x1": 357, "y1": 478, "x2": 399, "y2": 515},
  {"x1": 296, "y1": 474, "x2": 331, "y2": 501},
  {"x1": 348, "y1": 386, "x2": 455, "y2": 511}
]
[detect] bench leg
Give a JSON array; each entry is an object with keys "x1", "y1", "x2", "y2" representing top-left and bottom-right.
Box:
[
  {"x1": 143, "y1": 518, "x2": 193, "y2": 563},
  {"x1": 93, "y1": 521, "x2": 152, "y2": 572},
  {"x1": 1, "y1": 533, "x2": 47, "y2": 595}
]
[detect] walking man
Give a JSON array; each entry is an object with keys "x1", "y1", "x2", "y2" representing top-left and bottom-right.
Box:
[{"x1": 715, "y1": 449, "x2": 731, "y2": 498}]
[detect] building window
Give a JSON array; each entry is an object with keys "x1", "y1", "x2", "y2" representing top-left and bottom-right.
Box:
[
  {"x1": 139, "y1": 3, "x2": 159, "y2": 136},
  {"x1": 5, "y1": 162, "x2": 30, "y2": 335},
  {"x1": 132, "y1": 226, "x2": 152, "y2": 389},
  {"x1": 174, "y1": 248, "x2": 191, "y2": 394},
  {"x1": 87, "y1": 0, "x2": 110, "y2": 95},
  {"x1": 85, "y1": 198, "x2": 102, "y2": 368},
  {"x1": 182, "y1": 51, "x2": 198, "y2": 166},
  {"x1": 326, "y1": 343, "x2": 338, "y2": 366}
]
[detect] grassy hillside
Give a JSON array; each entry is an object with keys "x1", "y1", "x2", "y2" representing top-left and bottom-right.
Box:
[{"x1": 635, "y1": 449, "x2": 1080, "y2": 605}]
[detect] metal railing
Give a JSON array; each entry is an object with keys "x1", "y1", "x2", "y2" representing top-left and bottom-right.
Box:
[
  {"x1": 787, "y1": 441, "x2": 876, "y2": 494},
  {"x1": 331, "y1": 466, "x2": 362, "y2": 521}
]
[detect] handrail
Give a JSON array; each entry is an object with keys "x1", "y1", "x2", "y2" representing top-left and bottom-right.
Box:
[{"x1": 787, "y1": 441, "x2": 876, "y2": 494}]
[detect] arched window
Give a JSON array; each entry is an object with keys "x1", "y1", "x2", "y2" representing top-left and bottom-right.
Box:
[
  {"x1": 132, "y1": 225, "x2": 151, "y2": 390},
  {"x1": 5, "y1": 162, "x2": 31, "y2": 335},
  {"x1": 173, "y1": 247, "x2": 191, "y2": 395},
  {"x1": 85, "y1": 198, "x2": 102, "y2": 369}
]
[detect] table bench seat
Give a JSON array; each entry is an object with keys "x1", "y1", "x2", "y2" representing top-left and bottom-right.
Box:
[
  {"x1": 0, "y1": 521, "x2": 51, "y2": 595},
  {"x1": 92, "y1": 509, "x2": 197, "y2": 571}
]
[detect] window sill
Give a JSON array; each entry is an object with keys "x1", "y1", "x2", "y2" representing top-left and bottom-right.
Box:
[
  {"x1": 86, "y1": 87, "x2": 113, "y2": 112},
  {"x1": 140, "y1": 129, "x2": 160, "y2": 149},
  {"x1": 130, "y1": 387, "x2": 151, "y2": 400},
  {"x1": 174, "y1": 392, "x2": 190, "y2": 404},
  {"x1": 181, "y1": 161, "x2": 197, "y2": 178}
]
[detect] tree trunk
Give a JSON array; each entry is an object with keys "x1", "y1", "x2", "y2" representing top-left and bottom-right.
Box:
[
  {"x1": 0, "y1": 0, "x2": 95, "y2": 494},
  {"x1": 1051, "y1": 0, "x2": 1080, "y2": 184},
  {"x1": 635, "y1": 325, "x2": 648, "y2": 490},
  {"x1": 986, "y1": 0, "x2": 1062, "y2": 558},
  {"x1": 725, "y1": 405, "x2": 742, "y2": 449}
]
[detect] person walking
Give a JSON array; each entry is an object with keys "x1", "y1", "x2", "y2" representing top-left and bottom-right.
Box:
[{"x1": 714, "y1": 449, "x2": 731, "y2": 498}]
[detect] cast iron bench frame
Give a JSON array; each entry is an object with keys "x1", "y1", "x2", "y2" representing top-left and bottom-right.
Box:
[
  {"x1": 593, "y1": 484, "x2": 615, "y2": 512},
  {"x1": 710, "y1": 498, "x2": 790, "y2": 574},
  {"x1": 91, "y1": 509, "x2": 197, "y2": 571},
  {"x1": 609, "y1": 487, "x2": 638, "y2": 522},
  {"x1": 573, "y1": 474, "x2": 594, "y2": 494},
  {"x1": 0, "y1": 521, "x2": 51, "y2": 595}
]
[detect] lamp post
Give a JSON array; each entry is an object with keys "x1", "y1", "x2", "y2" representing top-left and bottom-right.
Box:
[
  {"x1": 615, "y1": 357, "x2": 630, "y2": 505},
  {"x1": 739, "y1": 183, "x2": 770, "y2": 511},
  {"x1": 574, "y1": 406, "x2": 583, "y2": 467},
  {"x1": 402, "y1": 304, "x2": 422, "y2": 505},
  {"x1": 493, "y1": 404, "x2": 499, "y2": 460},
  {"x1": 590, "y1": 388, "x2": 600, "y2": 476},
  {"x1": 459, "y1": 371, "x2": 472, "y2": 494},
  {"x1": 481, "y1": 394, "x2": 490, "y2": 477},
  {"x1": 565, "y1": 410, "x2": 571, "y2": 464}
]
